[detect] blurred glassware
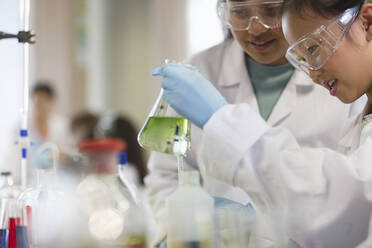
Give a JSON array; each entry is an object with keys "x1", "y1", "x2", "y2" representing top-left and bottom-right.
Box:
[
  {"x1": 0, "y1": 172, "x2": 22, "y2": 200},
  {"x1": 18, "y1": 142, "x2": 64, "y2": 247},
  {"x1": 167, "y1": 171, "x2": 214, "y2": 248},
  {"x1": 77, "y1": 138, "x2": 148, "y2": 247}
]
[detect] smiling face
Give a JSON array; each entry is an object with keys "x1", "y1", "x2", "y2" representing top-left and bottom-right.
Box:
[
  {"x1": 282, "y1": 4, "x2": 372, "y2": 104},
  {"x1": 228, "y1": 0, "x2": 289, "y2": 65}
]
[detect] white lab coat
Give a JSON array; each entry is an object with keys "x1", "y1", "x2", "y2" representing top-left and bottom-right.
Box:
[
  {"x1": 200, "y1": 102, "x2": 372, "y2": 248},
  {"x1": 144, "y1": 39, "x2": 366, "y2": 246}
]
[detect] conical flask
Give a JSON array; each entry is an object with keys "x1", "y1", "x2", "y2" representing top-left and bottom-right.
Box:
[{"x1": 138, "y1": 88, "x2": 191, "y2": 156}]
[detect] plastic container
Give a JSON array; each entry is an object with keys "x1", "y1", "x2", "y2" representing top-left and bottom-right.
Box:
[
  {"x1": 167, "y1": 171, "x2": 214, "y2": 248},
  {"x1": 79, "y1": 138, "x2": 127, "y2": 175}
]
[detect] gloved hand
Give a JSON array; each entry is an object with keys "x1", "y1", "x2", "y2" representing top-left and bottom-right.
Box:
[{"x1": 152, "y1": 63, "x2": 227, "y2": 129}]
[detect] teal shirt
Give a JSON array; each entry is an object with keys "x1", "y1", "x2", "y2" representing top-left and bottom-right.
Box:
[{"x1": 246, "y1": 55, "x2": 294, "y2": 121}]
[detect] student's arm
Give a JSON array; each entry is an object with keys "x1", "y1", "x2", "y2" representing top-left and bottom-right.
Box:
[{"x1": 200, "y1": 103, "x2": 372, "y2": 247}]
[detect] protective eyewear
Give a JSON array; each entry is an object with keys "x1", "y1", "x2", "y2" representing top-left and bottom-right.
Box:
[
  {"x1": 285, "y1": 5, "x2": 361, "y2": 74},
  {"x1": 217, "y1": 0, "x2": 284, "y2": 31}
]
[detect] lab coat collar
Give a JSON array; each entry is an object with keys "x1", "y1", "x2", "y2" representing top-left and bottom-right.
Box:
[
  {"x1": 217, "y1": 40, "x2": 315, "y2": 125},
  {"x1": 217, "y1": 39, "x2": 245, "y2": 88},
  {"x1": 338, "y1": 103, "x2": 371, "y2": 152},
  {"x1": 267, "y1": 70, "x2": 313, "y2": 125}
]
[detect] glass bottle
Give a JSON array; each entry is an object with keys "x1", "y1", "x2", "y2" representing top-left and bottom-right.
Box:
[
  {"x1": 0, "y1": 172, "x2": 22, "y2": 200},
  {"x1": 18, "y1": 142, "x2": 63, "y2": 247},
  {"x1": 167, "y1": 171, "x2": 214, "y2": 248}
]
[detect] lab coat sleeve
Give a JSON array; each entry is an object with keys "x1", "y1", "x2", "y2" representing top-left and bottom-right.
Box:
[
  {"x1": 200, "y1": 104, "x2": 270, "y2": 192},
  {"x1": 201, "y1": 103, "x2": 372, "y2": 247},
  {"x1": 200, "y1": 103, "x2": 343, "y2": 198}
]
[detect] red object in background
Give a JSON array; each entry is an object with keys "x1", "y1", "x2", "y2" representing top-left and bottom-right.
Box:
[
  {"x1": 79, "y1": 138, "x2": 127, "y2": 152},
  {"x1": 8, "y1": 217, "x2": 19, "y2": 248},
  {"x1": 26, "y1": 206, "x2": 32, "y2": 244}
]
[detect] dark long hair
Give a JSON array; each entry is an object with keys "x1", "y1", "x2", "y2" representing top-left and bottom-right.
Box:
[
  {"x1": 217, "y1": 0, "x2": 233, "y2": 40},
  {"x1": 105, "y1": 116, "x2": 147, "y2": 185},
  {"x1": 283, "y1": 0, "x2": 364, "y2": 18}
]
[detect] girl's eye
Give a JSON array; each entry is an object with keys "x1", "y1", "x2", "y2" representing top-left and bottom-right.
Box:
[
  {"x1": 261, "y1": 5, "x2": 281, "y2": 17},
  {"x1": 231, "y1": 8, "x2": 250, "y2": 18},
  {"x1": 307, "y1": 44, "x2": 319, "y2": 55}
]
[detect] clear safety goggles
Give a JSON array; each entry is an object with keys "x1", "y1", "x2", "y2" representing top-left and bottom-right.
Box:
[
  {"x1": 217, "y1": 0, "x2": 284, "y2": 31},
  {"x1": 285, "y1": 5, "x2": 361, "y2": 74}
]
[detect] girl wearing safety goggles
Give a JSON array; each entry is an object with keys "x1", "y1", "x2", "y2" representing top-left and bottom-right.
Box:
[
  {"x1": 281, "y1": 1, "x2": 372, "y2": 246},
  {"x1": 283, "y1": 0, "x2": 372, "y2": 104},
  {"x1": 151, "y1": 0, "x2": 372, "y2": 247}
]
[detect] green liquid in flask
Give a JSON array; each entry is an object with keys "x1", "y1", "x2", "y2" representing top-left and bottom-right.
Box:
[{"x1": 138, "y1": 117, "x2": 191, "y2": 156}]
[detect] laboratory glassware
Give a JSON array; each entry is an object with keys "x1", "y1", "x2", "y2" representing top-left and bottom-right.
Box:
[
  {"x1": 215, "y1": 202, "x2": 256, "y2": 248},
  {"x1": 0, "y1": 172, "x2": 22, "y2": 200},
  {"x1": 19, "y1": 0, "x2": 33, "y2": 188},
  {"x1": 78, "y1": 138, "x2": 132, "y2": 211},
  {"x1": 0, "y1": 172, "x2": 13, "y2": 189},
  {"x1": 78, "y1": 138, "x2": 142, "y2": 245},
  {"x1": 0, "y1": 199, "x2": 9, "y2": 248},
  {"x1": 116, "y1": 204, "x2": 147, "y2": 248},
  {"x1": 4, "y1": 199, "x2": 29, "y2": 248},
  {"x1": 167, "y1": 171, "x2": 214, "y2": 248},
  {"x1": 18, "y1": 142, "x2": 63, "y2": 247},
  {"x1": 138, "y1": 60, "x2": 196, "y2": 184},
  {"x1": 0, "y1": 0, "x2": 35, "y2": 188},
  {"x1": 137, "y1": 88, "x2": 191, "y2": 157},
  {"x1": 118, "y1": 152, "x2": 140, "y2": 205}
]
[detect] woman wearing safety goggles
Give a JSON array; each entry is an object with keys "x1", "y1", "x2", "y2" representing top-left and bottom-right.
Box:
[
  {"x1": 148, "y1": 0, "x2": 367, "y2": 247},
  {"x1": 151, "y1": 0, "x2": 372, "y2": 247},
  {"x1": 217, "y1": 0, "x2": 289, "y2": 64}
]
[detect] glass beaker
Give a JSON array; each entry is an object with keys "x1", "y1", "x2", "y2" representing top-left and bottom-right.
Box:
[
  {"x1": 138, "y1": 88, "x2": 191, "y2": 156},
  {"x1": 18, "y1": 142, "x2": 63, "y2": 247}
]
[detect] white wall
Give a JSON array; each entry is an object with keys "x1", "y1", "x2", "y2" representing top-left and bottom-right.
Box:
[
  {"x1": 32, "y1": 0, "x2": 75, "y2": 116},
  {"x1": 187, "y1": 0, "x2": 224, "y2": 55},
  {"x1": 0, "y1": 1, "x2": 22, "y2": 163},
  {"x1": 0, "y1": 0, "x2": 226, "y2": 163}
]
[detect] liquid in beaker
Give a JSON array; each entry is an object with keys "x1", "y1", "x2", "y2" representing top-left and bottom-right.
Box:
[{"x1": 138, "y1": 116, "x2": 190, "y2": 156}]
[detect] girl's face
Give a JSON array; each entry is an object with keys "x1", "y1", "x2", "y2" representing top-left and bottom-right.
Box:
[
  {"x1": 282, "y1": 5, "x2": 372, "y2": 104},
  {"x1": 229, "y1": 0, "x2": 289, "y2": 66}
]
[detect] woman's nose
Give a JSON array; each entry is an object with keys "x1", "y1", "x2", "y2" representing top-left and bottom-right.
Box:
[{"x1": 247, "y1": 17, "x2": 269, "y2": 35}]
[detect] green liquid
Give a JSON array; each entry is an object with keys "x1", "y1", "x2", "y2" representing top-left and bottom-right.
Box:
[{"x1": 138, "y1": 117, "x2": 191, "y2": 156}]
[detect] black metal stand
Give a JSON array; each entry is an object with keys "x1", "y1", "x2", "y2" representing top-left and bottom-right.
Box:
[{"x1": 0, "y1": 31, "x2": 35, "y2": 43}]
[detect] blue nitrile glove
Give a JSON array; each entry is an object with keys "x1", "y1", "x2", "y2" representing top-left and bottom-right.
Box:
[
  {"x1": 159, "y1": 240, "x2": 166, "y2": 248},
  {"x1": 152, "y1": 63, "x2": 227, "y2": 129}
]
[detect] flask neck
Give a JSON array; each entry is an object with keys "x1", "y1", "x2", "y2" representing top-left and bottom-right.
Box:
[
  {"x1": 181, "y1": 171, "x2": 200, "y2": 187},
  {"x1": 5, "y1": 175, "x2": 14, "y2": 187}
]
